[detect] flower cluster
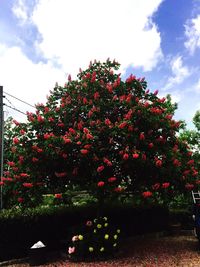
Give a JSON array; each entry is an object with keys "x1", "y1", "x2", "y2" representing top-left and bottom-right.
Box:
[{"x1": 68, "y1": 216, "x2": 120, "y2": 260}]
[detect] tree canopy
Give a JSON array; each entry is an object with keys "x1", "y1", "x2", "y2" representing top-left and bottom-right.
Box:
[{"x1": 2, "y1": 60, "x2": 199, "y2": 207}]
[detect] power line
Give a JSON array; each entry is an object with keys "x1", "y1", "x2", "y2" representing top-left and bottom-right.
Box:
[
  {"x1": 4, "y1": 91, "x2": 35, "y2": 108},
  {"x1": 4, "y1": 103, "x2": 27, "y2": 116},
  {"x1": 4, "y1": 96, "x2": 17, "y2": 109}
]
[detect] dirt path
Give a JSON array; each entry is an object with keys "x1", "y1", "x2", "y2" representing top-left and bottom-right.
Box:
[{"x1": 6, "y1": 234, "x2": 200, "y2": 267}]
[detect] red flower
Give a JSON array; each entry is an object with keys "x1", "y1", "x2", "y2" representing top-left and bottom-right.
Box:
[
  {"x1": 103, "y1": 158, "x2": 112, "y2": 166},
  {"x1": 69, "y1": 128, "x2": 76, "y2": 134},
  {"x1": 155, "y1": 160, "x2": 162, "y2": 167},
  {"x1": 37, "y1": 148, "x2": 43, "y2": 153},
  {"x1": 20, "y1": 173, "x2": 30, "y2": 178},
  {"x1": 37, "y1": 115, "x2": 44, "y2": 123},
  {"x1": 83, "y1": 97, "x2": 88, "y2": 104},
  {"x1": 152, "y1": 183, "x2": 160, "y2": 190},
  {"x1": 83, "y1": 127, "x2": 89, "y2": 134},
  {"x1": 20, "y1": 129, "x2": 26, "y2": 135},
  {"x1": 23, "y1": 183, "x2": 33, "y2": 188},
  {"x1": 128, "y1": 126, "x2": 134, "y2": 132},
  {"x1": 105, "y1": 118, "x2": 111, "y2": 126},
  {"x1": 114, "y1": 187, "x2": 124, "y2": 192},
  {"x1": 139, "y1": 133, "x2": 145, "y2": 140},
  {"x1": 97, "y1": 181, "x2": 105, "y2": 187},
  {"x1": 187, "y1": 160, "x2": 194, "y2": 165},
  {"x1": 142, "y1": 191, "x2": 152, "y2": 198},
  {"x1": 108, "y1": 177, "x2": 117, "y2": 182},
  {"x1": 17, "y1": 197, "x2": 24, "y2": 203},
  {"x1": 185, "y1": 183, "x2": 194, "y2": 190},
  {"x1": 0, "y1": 182, "x2": 4, "y2": 186},
  {"x1": 106, "y1": 84, "x2": 113, "y2": 93},
  {"x1": 63, "y1": 137, "x2": 72, "y2": 144},
  {"x1": 148, "y1": 143, "x2": 154, "y2": 149},
  {"x1": 162, "y1": 182, "x2": 170, "y2": 189},
  {"x1": 173, "y1": 159, "x2": 181, "y2": 167},
  {"x1": 62, "y1": 153, "x2": 68, "y2": 158},
  {"x1": 142, "y1": 154, "x2": 147, "y2": 161},
  {"x1": 2, "y1": 177, "x2": 13, "y2": 182},
  {"x1": 84, "y1": 144, "x2": 91, "y2": 149},
  {"x1": 32, "y1": 157, "x2": 39, "y2": 162},
  {"x1": 165, "y1": 114, "x2": 173, "y2": 120},
  {"x1": 48, "y1": 117, "x2": 54, "y2": 122},
  {"x1": 54, "y1": 193, "x2": 62, "y2": 199},
  {"x1": 81, "y1": 149, "x2": 89, "y2": 155},
  {"x1": 91, "y1": 72, "x2": 96, "y2": 82},
  {"x1": 13, "y1": 119, "x2": 20, "y2": 126},
  {"x1": 55, "y1": 172, "x2": 67, "y2": 178},
  {"x1": 123, "y1": 153, "x2": 129, "y2": 160},
  {"x1": 58, "y1": 122, "x2": 65, "y2": 128},
  {"x1": 118, "y1": 122, "x2": 127, "y2": 129},
  {"x1": 97, "y1": 166, "x2": 104, "y2": 172},
  {"x1": 7, "y1": 161, "x2": 15, "y2": 167},
  {"x1": 44, "y1": 133, "x2": 51, "y2": 139},
  {"x1": 13, "y1": 137, "x2": 20, "y2": 144},
  {"x1": 94, "y1": 92, "x2": 100, "y2": 100},
  {"x1": 86, "y1": 133, "x2": 94, "y2": 140},
  {"x1": 132, "y1": 153, "x2": 139, "y2": 159}
]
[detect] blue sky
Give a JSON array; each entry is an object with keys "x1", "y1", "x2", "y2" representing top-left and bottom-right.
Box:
[{"x1": 0, "y1": 0, "x2": 200, "y2": 129}]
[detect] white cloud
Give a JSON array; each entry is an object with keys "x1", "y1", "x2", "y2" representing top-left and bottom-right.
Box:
[
  {"x1": 163, "y1": 56, "x2": 190, "y2": 90},
  {"x1": 184, "y1": 14, "x2": 200, "y2": 54},
  {"x1": 12, "y1": 0, "x2": 29, "y2": 25},
  {"x1": 29, "y1": 0, "x2": 163, "y2": 75},
  {"x1": 0, "y1": 44, "x2": 66, "y2": 121}
]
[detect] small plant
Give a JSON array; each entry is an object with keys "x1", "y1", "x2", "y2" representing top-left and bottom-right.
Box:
[{"x1": 68, "y1": 216, "x2": 120, "y2": 260}]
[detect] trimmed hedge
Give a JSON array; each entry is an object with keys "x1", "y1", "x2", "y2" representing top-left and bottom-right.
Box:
[
  {"x1": 0, "y1": 204, "x2": 169, "y2": 261},
  {"x1": 169, "y1": 208, "x2": 193, "y2": 230}
]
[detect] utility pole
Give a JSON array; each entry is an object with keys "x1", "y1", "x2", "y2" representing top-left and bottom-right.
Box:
[{"x1": 0, "y1": 86, "x2": 4, "y2": 210}]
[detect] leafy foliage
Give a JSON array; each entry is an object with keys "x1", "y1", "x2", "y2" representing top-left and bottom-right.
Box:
[{"x1": 2, "y1": 60, "x2": 199, "y2": 208}]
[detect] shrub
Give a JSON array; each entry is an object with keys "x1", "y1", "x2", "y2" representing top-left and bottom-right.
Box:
[{"x1": 68, "y1": 216, "x2": 120, "y2": 261}]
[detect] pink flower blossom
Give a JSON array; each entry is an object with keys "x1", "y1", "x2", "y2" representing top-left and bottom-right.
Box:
[
  {"x1": 72, "y1": 236, "x2": 79, "y2": 242},
  {"x1": 86, "y1": 220, "x2": 93, "y2": 226},
  {"x1": 68, "y1": 247, "x2": 75, "y2": 254}
]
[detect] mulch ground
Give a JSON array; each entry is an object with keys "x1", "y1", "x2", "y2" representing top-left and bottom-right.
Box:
[{"x1": 6, "y1": 234, "x2": 200, "y2": 267}]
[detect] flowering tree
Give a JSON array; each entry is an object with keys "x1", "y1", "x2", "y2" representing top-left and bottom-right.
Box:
[{"x1": 2, "y1": 60, "x2": 199, "y2": 208}]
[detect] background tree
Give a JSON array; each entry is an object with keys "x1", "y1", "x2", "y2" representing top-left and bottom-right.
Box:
[{"x1": 179, "y1": 110, "x2": 200, "y2": 183}]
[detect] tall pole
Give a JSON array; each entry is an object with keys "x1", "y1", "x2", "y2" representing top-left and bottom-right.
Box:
[{"x1": 0, "y1": 86, "x2": 4, "y2": 209}]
